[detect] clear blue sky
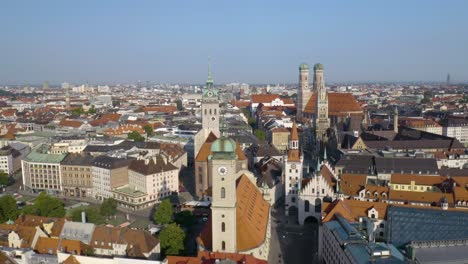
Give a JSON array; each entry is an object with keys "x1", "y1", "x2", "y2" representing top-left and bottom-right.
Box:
[{"x1": 1, "y1": 0, "x2": 467, "y2": 84}]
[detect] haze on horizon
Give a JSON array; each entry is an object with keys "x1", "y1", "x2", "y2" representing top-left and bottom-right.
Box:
[{"x1": 1, "y1": 0, "x2": 467, "y2": 85}]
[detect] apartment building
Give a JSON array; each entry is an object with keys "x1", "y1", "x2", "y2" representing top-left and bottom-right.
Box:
[
  {"x1": 61, "y1": 154, "x2": 95, "y2": 198},
  {"x1": 113, "y1": 155, "x2": 179, "y2": 210},
  {"x1": 92, "y1": 156, "x2": 130, "y2": 200},
  {"x1": 21, "y1": 144, "x2": 67, "y2": 194}
]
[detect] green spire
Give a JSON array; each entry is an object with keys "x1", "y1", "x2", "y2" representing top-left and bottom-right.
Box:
[{"x1": 207, "y1": 57, "x2": 213, "y2": 84}]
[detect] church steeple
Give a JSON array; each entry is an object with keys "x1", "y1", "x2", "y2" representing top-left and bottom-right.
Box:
[
  {"x1": 202, "y1": 59, "x2": 218, "y2": 100},
  {"x1": 206, "y1": 58, "x2": 214, "y2": 88}
]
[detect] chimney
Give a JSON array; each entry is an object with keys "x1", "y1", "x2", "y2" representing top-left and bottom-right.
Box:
[{"x1": 81, "y1": 211, "x2": 86, "y2": 223}]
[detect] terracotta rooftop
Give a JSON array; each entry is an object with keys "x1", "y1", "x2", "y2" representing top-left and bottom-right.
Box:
[
  {"x1": 35, "y1": 237, "x2": 88, "y2": 255},
  {"x1": 14, "y1": 215, "x2": 67, "y2": 237},
  {"x1": 390, "y1": 174, "x2": 446, "y2": 185},
  {"x1": 322, "y1": 199, "x2": 390, "y2": 222},
  {"x1": 389, "y1": 189, "x2": 454, "y2": 204},
  {"x1": 304, "y1": 92, "x2": 363, "y2": 116},
  {"x1": 340, "y1": 173, "x2": 367, "y2": 196},
  {"x1": 251, "y1": 94, "x2": 281, "y2": 103},
  {"x1": 59, "y1": 119, "x2": 84, "y2": 128}
]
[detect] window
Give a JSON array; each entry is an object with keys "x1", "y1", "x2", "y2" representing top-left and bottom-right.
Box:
[
  {"x1": 221, "y1": 222, "x2": 225, "y2": 232},
  {"x1": 371, "y1": 214, "x2": 375, "y2": 219},
  {"x1": 222, "y1": 241, "x2": 226, "y2": 251},
  {"x1": 221, "y1": 187, "x2": 225, "y2": 199},
  {"x1": 291, "y1": 197, "x2": 296, "y2": 203},
  {"x1": 305, "y1": 200, "x2": 310, "y2": 212},
  {"x1": 315, "y1": 198, "x2": 321, "y2": 213},
  {"x1": 380, "y1": 223, "x2": 384, "y2": 228}
]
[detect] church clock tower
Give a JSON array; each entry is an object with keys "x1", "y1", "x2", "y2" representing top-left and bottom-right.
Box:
[
  {"x1": 209, "y1": 137, "x2": 238, "y2": 253},
  {"x1": 201, "y1": 62, "x2": 220, "y2": 137}
]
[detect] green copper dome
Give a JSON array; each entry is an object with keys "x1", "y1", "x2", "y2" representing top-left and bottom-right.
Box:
[
  {"x1": 299, "y1": 63, "x2": 309, "y2": 71},
  {"x1": 211, "y1": 137, "x2": 236, "y2": 153},
  {"x1": 314, "y1": 63, "x2": 324, "y2": 71}
]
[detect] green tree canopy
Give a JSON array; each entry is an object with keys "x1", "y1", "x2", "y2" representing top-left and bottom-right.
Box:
[
  {"x1": 22, "y1": 192, "x2": 65, "y2": 217},
  {"x1": 254, "y1": 129, "x2": 266, "y2": 142},
  {"x1": 127, "y1": 131, "x2": 145, "y2": 142},
  {"x1": 100, "y1": 198, "x2": 118, "y2": 217},
  {"x1": 70, "y1": 207, "x2": 105, "y2": 225},
  {"x1": 174, "y1": 211, "x2": 195, "y2": 228},
  {"x1": 154, "y1": 199, "x2": 173, "y2": 225},
  {"x1": 88, "y1": 105, "x2": 97, "y2": 114},
  {"x1": 143, "y1": 125, "x2": 154, "y2": 137},
  {"x1": 0, "y1": 171, "x2": 9, "y2": 186},
  {"x1": 159, "y1": 223, "x2": 185, "y2": 256},
  {"x1": 0, "y1": 195, "x2": 19, "y2": 223},
  {"x1": 175, "y1": 99, "x2": 183, "y2": 111},
  {"x1": 71, "y1": 108, "x2": 85, "y2": 116}
]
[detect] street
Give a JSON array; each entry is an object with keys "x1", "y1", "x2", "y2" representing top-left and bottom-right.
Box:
[{"x1": 269, "y1": 200, "x2": 319, "y2": 264}]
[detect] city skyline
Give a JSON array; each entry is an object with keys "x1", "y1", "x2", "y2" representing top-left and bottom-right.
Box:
[{"x1": 1, "y1": 0, "x2": 468, "y2": 84}]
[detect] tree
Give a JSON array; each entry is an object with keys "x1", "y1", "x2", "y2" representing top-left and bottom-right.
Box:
[
  {"x1": 159, "y1": 223, "x2": 185, "y2": 256},
  {"x1": 70, "y1": 207, "x2": 105, "y2": 224},
  {"x1": 71, "y1": 108, "x2": 85, "y2": 116},
  {"x1": 23, "y1": 192, "x2": 65, "y2": 217},
  {"x1": 88, "y1": 105, "x2": 97, "y2": 114},
  {"x1": 100, "y1": 198, "x2": 118, "y2": 217},
  {"x1": 143, "y1": 125, "x2": 154, "y2": 137},
  {"x1": 254, "y1": 129, "x2": 266, "y2": 142},
  {"x1": 0, "y1": 171, "x2": 9, "y2": 186},
  {"x1": 175, "y1": 99, "x2": 183, "y2": 111},
  {"x1": 174, "y1": 211, "x2": 195, "y2": 228},
  {"x1": 154, "y1": 199, "x2": 173, "y2": 225},
  {"x1": 0, "y1": 195, "x2": 19, "y2": 223},
  {"x1": 127, "y1": 131, "x2": 145, "y2": 142}
]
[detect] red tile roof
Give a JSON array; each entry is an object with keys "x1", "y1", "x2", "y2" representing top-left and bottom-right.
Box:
[
  {"x1": 59, "y1": 119, "x2": 83, "y2": 128},
  {"x1": 304, "y1": 92, "x2": 363, "y2": 116}
]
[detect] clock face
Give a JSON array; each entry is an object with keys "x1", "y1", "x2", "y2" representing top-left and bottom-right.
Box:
[
  {"x1": 291, "y1": 164, "x2": 296, "y2": 169},
  {"x1": 211, "y1": 117, "x2": 216, "y2": 121},
  {"x1": 207, "y1": 91, "x2": 214, "y2": 97},
  {"x1": 218, "y1": 166, "x2": 227, "y2": 176}
]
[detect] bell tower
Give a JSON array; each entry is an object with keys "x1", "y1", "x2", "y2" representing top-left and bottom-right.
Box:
[
  {"x1": 209, "y1": 137, "x2": 238, "y2": 253},
  {"x1": 314, "y1": 63, "x2": 330, "y2": 139},
  {"x1": 297, "y1": 63, "x2": 311, "y2": 118},
  {"x1": 201, "y1": 61, "x2": 220, "y2": 137}
]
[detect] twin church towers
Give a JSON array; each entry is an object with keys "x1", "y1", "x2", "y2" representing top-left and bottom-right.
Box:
[{"x1": 297, "y1": 63, "x2": 330, "y2": 138}]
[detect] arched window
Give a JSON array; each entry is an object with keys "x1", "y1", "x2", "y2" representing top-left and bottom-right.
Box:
[
  {"x1": 371, "y1": 214, "x2": 375, "y2": 219},
  {"x1": 214, "y1": 109, "x2": 217, "y2": 115},
  {"x1": 222, "y1": 241, "x2": 226, "y2": 250},
  {"x1": 305, "y1": 200, "x2": 310, "y2": 212},
  {"x1": 221, "y1": 187, "x2": 225, "y2": 199},
  {"x1": 209, "y1": 109, "x2": 212, "y2": 115},
  {"x1": 315, "y1": 198, "x2": 321, "y2": 213},
  {"x1": 221, "y1": 222, "x2": 225, "y2": 232},
  {"x1": 204, "y1": 109, "x2": 207, "y2": 115}
]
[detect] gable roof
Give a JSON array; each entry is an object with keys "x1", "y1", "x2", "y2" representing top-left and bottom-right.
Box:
[
  {"x1": 14, "y1": 215, "x2": 67, "y2": 237},
  {"x1": 304, "y1": 92, "x2": 362, "y2": 116}
]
